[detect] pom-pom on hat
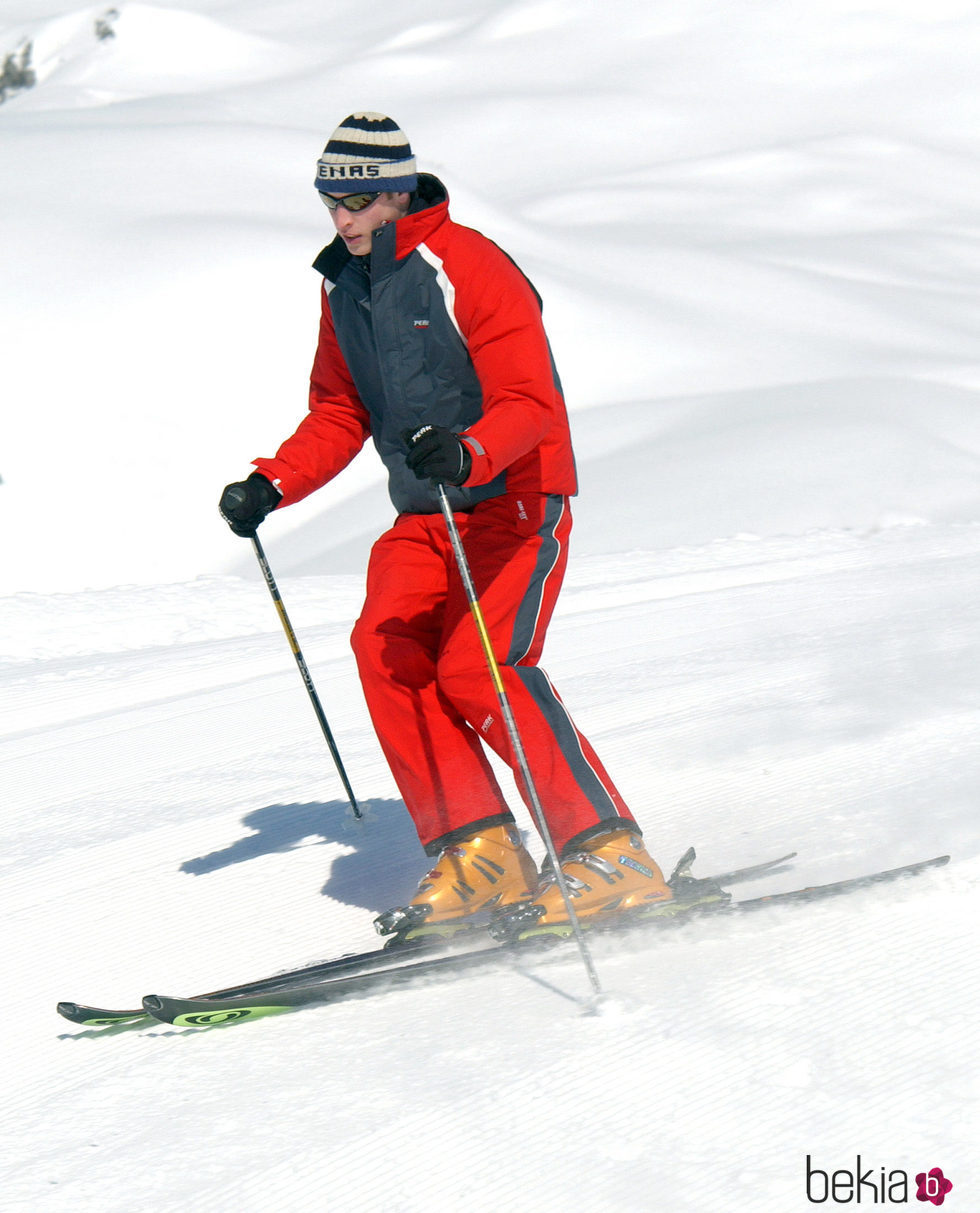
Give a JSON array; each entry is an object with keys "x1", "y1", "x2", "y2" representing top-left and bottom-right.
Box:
[{"x1": 315, "y1": 113, "x2": 417, "y2": 194}]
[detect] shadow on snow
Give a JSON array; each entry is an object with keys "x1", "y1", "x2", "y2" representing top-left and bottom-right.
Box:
[{"x1": 179, "y1": 798, "x2": 426, "y2": 912}]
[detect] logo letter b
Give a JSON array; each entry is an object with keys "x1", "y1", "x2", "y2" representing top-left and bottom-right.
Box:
[{"x1": 806, "y1": 1156, "x2": 829, "y2": 1203}]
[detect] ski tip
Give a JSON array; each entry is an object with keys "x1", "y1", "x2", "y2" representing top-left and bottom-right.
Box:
[
  {"x1": 57, "y1": 1001, "x2": 148, "y2": 1027},
  {"x1": 143, "y1": 993, "x2": 295, "y2": 1028}
]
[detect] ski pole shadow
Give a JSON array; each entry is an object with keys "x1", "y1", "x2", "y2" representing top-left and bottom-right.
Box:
[{"x1": 179, "y1": 797, "x2": 426, "y2": 912}]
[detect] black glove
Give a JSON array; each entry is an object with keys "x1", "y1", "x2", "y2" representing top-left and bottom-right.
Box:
[
  {"x1": 404, "y1": 424, "x2": 472, "y2": 485},
  {"x1": 219, "y1": 472, "x2": 282, "y2": 537}
]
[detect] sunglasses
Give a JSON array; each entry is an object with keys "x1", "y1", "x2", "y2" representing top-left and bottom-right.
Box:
[{"x1": 319, "y1": 191, "x2": 381, "y2": 213}]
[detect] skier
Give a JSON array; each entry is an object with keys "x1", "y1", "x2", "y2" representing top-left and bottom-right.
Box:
[{"x1": 220, "y1": 113, "x2": 676, "y2": 940}]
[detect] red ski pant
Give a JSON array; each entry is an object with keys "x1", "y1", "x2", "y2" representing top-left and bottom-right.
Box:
[{"x1": 350, "y1": 492, "x2": 636, "y2": 856}]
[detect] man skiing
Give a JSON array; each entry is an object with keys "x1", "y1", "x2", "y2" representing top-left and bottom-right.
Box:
[{"x1": 220, "y1": 113, "x2": 676, "y2": 941}]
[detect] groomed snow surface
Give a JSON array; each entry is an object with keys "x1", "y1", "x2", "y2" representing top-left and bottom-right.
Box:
[{"x1": 2, "y1": 2, "x2": 978, "y2": 1210}]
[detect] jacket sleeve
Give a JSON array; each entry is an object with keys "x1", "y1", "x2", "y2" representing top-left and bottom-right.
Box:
[
  {"x1": 251, "y1": 285, "x2": 371, "y2": 507},
  {"x1": 448, "y1": 235, "x2": 564, "y2": 487}
]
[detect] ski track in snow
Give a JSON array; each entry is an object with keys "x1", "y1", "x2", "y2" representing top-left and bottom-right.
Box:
[{"x1": 2, "y1": 0, "x2": 979, "y2": 1209}]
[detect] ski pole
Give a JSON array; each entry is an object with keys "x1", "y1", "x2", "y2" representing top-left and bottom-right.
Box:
[
  {"x1": 249, "y1": 531, "x2": 361, "y2": 819},
  {"x1": 434, "y1": 482, "x2": 602, "y2": 998}
]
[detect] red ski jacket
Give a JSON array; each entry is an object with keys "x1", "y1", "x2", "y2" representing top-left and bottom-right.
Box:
[{"x1": 253, "y1": 175, "x2": 578, "y2": 515}]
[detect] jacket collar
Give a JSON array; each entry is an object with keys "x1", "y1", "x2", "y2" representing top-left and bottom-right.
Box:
[{"x1": 313, "y1": 173, "x2": 449, "y2": 285}]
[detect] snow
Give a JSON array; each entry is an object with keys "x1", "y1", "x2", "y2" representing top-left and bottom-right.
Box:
[{"x1": 1, "y1": 1, "x2": 977, "y2": 1209}]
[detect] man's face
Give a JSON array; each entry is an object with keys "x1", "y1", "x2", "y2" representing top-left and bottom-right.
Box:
[{"x1": 327, "y1": 191, "x2": 410, "y2": 256}]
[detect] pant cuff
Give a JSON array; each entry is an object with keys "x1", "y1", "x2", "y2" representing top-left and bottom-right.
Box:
[
  {"x1": 561, "y1": 817, "x2": 642, "y2": 857},
  {"x1": 424, "y1": 812, "x2": 518, "y2": 857}
]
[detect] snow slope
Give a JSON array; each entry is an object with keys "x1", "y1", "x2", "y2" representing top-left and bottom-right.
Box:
[{"x1": 1, "y1": 2, "x2": 978, "y2": 1210}]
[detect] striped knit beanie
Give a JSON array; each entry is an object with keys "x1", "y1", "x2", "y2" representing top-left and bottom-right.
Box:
[{"x1": 314, "y1": 113, "x2": 417, "y2": 194}]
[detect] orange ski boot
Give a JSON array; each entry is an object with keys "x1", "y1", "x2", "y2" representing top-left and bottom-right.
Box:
[
  {"x1": 489, "y1": 829, "x2": 683, "y2": 941},
  {"x1": 374, "y1": 823, "x2": 540, "y2": 942}
]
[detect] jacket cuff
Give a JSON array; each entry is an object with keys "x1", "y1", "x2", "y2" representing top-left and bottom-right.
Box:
[
  {"x1": 459, "y1": 436, "x2": 487, "y2": 486},
  {"x1": 251, "y1": 461, "x2": 297, "y2": 506}
]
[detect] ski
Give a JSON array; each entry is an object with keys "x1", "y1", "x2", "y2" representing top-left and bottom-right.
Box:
[
  {"x1": 733, "y1": 853, "x2": 950, "y2": 910},
  {"x1": 55, "y1": 936, "x2": 466, "y2": 1027},
  {"x1": 56, "y1": 849, "x2": 796, "y2": 1027},
  {"x1": 140, "y1": 853, "x2": 949, "y2": 1028},
  {"x1": 142, "y1": 948, "x2": 513, "y2": 1026}
]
